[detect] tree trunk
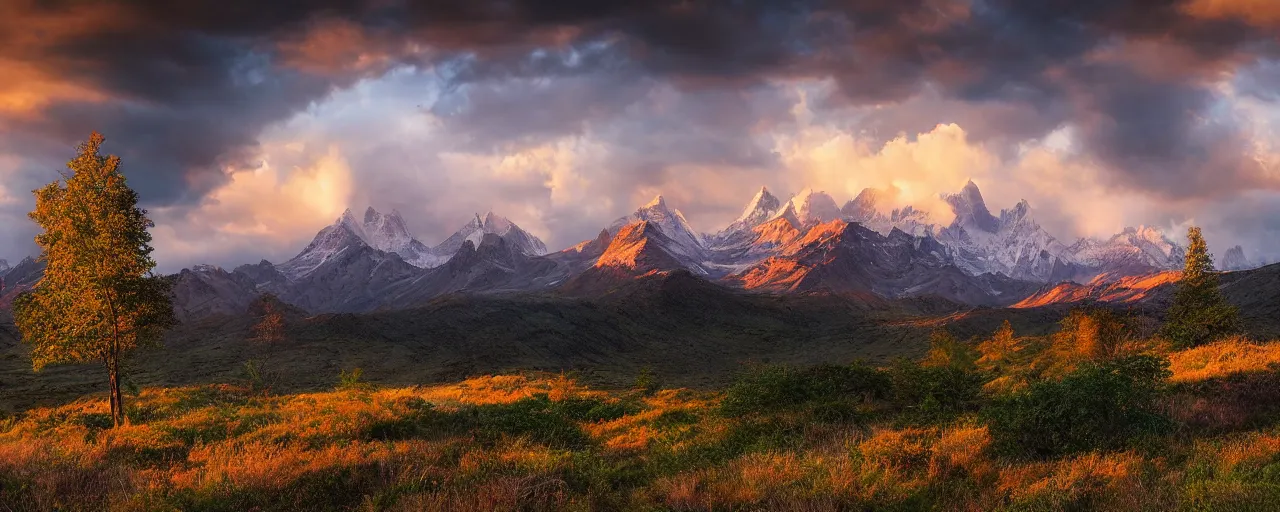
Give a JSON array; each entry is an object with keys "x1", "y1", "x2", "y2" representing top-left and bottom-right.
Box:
[
  {"x1": 107, "y1": 362, "x2": 119, "y2": 428},
  {"x1": 108, "y1": 356, "x2": 124, "y2": 428}
]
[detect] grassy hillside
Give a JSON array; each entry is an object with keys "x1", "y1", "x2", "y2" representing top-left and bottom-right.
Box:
[
  {"x1": 5, "y1": 267, "x2": 1275, "y2": 414},
  {"x1": 5, "y1": 331, "x2": 1280, "y2": 511},
  {"x1": 0, "y1": 273, "x2": 974, "y2": 412}
]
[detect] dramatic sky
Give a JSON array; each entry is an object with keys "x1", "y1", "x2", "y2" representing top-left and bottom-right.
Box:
[{"x1": 1, "y1": 0, "x2": 1278, "y2": 272}]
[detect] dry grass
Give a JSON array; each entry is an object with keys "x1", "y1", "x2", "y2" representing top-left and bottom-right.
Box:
[
  {"x1": 4, "y1": 345, "x2": 1280, "y2": 511},
  {"x1": 1168, "y1": 337, "x2": 1280, "y2": 383}
]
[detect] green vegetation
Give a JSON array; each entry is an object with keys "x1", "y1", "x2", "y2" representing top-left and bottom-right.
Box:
[
  {"x1": 5, "y1": 310, "x2": 1280, "y2": 510},
  {"x1": 1162, "y1": 226, "x2": 1240, "y2": 348},
  {"x1": 985, "y1": 355, "x2": 1173, "y2": 458},
  {"x1": 11, "y1": 132, "x2": 175, "y2": 428}
]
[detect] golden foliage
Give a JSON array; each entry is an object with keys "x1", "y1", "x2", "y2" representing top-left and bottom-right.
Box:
[
  {"x1": 2, "y1": 363, "x2": 1280, "y2": 510},
  {"x1": 1167, "y1": 337, "x2": 1280, "y2": 383},
  {"x1": 13, "y1": 132, "x2": 174, "y2": 428}
]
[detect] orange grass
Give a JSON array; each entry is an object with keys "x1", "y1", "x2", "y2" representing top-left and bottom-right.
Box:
[
  {"x1": 1168, "y1": 337, "x2": 1280, "y2": 383},
  {"x1": 2, "y1": 365, "x2": 1280, "y2": 511}
]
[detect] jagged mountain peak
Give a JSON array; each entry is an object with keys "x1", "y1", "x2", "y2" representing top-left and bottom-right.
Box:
[
  {"x1": 596, "y1": 221, "x2": 666, "y2": 269},
  {"x1": 1002, "y1": 199, "x2": 1032, "y2": 221},
  {"x1": 735, "y1": 186, "x2": 782, "y2": 225},
  {"x1": 1218, "y1": 244, "x2": 1249, "y2": 271},
  {"x1": 482, "y1": 211, "x2": 516, "y2": 235},
  {"x1": 843, "y1": 187, "x2": 885, "y2": 222},
  {"x1": 435, "y1": 211, "x2": 549, "y2": 259},
  {"x1": 281, "y1": 205, "x2": 445, "y2": 278},
  {"x1": 770, "y1": 201, "x2": 802, "y2": 229},
  {"x1": 612, "y1": 194, "x2": 703, "y2": 257},
  {"x1": 1067, "y1": 224, "x2": 1184, "y2": 276},
  {"x1": 709, "y1": 186, "x2": 786, "y2": 245},
  {"x1": 788, "y1": 188, "x2": 842, "y2": 224},
  {"x1": 1222, "y1": 245, "x2": 1250, "y2": 271},
  {"x1": 593, "y1": 220, "x2": 707, "y2": 276},
  {"x1": 945, "y1": 180, "x2": 999, "y2": 233},
  {"x1": 644, "y1": 195, "x2": 667, "y2": 209}
]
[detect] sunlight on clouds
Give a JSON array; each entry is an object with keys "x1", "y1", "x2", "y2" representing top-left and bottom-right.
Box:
[
  {"x1": 206, "y1": 147, "x2": 353, "y2": 236},
  {"x1": 775, "y1": 121, "x2": 995, "y2": 226},
  {"x1": 437, "y1": 137, "x2": 613, "y2": 239},
  {"x1": 771, "y1": 92, "x2": 1168, "y2": 240},
  {"x1": 0, "y1": 60, "x2": 108, "y2": 117},
  {"x1": 1182, "y1": 0, "x2": 1280, "y2": 27},
  {"x1": 149, "y1": 146, "x2": 354, "y2": 268},
  {"x1": 1228, "y1": 87, "x2": 1280, "y2": 184}
]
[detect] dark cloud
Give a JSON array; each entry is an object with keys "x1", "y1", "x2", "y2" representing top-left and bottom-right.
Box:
[
  {"x1": 5, "y1": 0, "x2": 1279, "y2": 200},
  {"x1": 2, "y1": 0, "x2": 1280, "y2": 266}
]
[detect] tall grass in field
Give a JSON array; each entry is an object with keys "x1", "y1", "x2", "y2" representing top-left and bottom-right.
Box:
[{"x1": 5, "y1": 329, "x2": 1280, "y2": 510}]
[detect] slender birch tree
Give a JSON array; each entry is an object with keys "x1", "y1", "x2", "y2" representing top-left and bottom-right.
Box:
[{"x1": 13, "y1": 132, "x2": 174, "y2": 427}]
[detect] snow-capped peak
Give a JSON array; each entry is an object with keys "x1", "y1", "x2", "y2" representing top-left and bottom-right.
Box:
[
  {"x1": 434, "y1": 211, "x2": 549, "y2": 258},
  {"x1": 482, "y1": 211, "x2": 515, "y2": 235},
  {"x1": 644, "y1": 195, "x2": 667, "y2": 209},
  {"x1": 787, "y1": 188, "x2": 841, "y2": 224},
  {"x1": 735, "y1": 186, "x2": 782, "y2": 225},
  {"x1": 337, "y1": 208, "x2": 368, "y2": 240},
  {"x1": 944, "y1": 179, "x2": 999, "y2": 233},
  {"x1": 611, "y1": 194, "x2": 704, "y2": 256},
  {"x1": 768, "y1": 201, "x2": 802, "y2": 229},
  {"x1": 842, "y1": 188, "x2": 885, "y2": 223},
  {"x1": 1221, "y1": 245, "x2": 1251, "y2": 271},
  {"x1": 1067, "y1": 225, "x2": 1184, "y2": 274}
]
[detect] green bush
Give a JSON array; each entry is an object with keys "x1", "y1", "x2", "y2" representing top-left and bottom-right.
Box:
[
  {"x1": 468, "y1": 395, "x2": 591, "y2": 448},
  {"x1": 984, "y1": 355, "x2": 1173, "y2": 458},
  {"x1": 634, "y1": 366, "x2": 658, "y2": 394},
  {"x1": 720, "y1": 362, "x2": 890, "y2": 418},
  {"x1": 887, "y1": 358, "x2": 985, "y2": 422},
  {"x1": 336, "y1": 368, "x2": 374, "y2": 392}
]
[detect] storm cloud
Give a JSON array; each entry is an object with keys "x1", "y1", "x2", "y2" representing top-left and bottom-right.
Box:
[{"x1": 0, "y1": 0, "x2": 1277, "y2": 269}]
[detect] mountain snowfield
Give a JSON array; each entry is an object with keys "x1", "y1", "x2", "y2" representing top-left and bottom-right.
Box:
[{"x1": 30, "y1": 180, "x2": 1258, "y2": 319}]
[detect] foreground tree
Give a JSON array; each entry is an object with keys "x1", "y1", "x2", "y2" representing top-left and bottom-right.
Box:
[
  {"x1": 1160, "y1": 226, "x2": 1239, "y2": 349},
  {"x1": 13, "y1": 133, "x2": 174, "y2": 427}
]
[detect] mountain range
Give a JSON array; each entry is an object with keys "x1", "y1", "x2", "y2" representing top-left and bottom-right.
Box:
[{"x1": 1, "y1": 181, "x2": 1261, "y2": 320}]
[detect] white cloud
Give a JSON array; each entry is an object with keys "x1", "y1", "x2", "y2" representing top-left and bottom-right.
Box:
[{"x1": 149, "y1": 145, "x2": 356, "y2": 271}]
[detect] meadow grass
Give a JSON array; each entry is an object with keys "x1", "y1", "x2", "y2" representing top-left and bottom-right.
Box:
[{"x1": 4, "y1": 338, "x2": 1280, "y2": 511}]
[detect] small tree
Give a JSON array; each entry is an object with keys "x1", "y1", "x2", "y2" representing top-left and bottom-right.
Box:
[
  {"x1": 921, "y1": 328, "x2": 977, "y2": 372},
  {"x1": 977, "y1": 320, "x2": 1020, "y2": 372},
  {"x1": 13, "y1": 133, "x2": 174, "y2": 427},
  {"x1": 251, "y1": 296, "x2": 286, "y2": 344},
  {"x1": 245, "y1": 294, "x2": 287, "y2": 393},
  {"x1": 1053, "y1": 308, "x2": 1128, "y2": 363},
  {"x1": 1160, "y1": 226, "x2": 1239, "y2": 348}
]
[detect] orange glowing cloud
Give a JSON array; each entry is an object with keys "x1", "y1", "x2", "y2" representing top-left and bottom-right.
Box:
[
  {"x1": 0, "y1": 60, "x2": 110, "y2": 117},
  {"x1": 148, "y1": 146, "x2": 354, "y2": 264},
  {"x1": 1182, "y1": 0, "x2": 1280, "y2": 27}
]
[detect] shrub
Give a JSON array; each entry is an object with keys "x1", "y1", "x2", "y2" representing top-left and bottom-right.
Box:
[
  {"x1": 336, "y1": 368, "x2": 374, "y2": 392},
  {"x1": 719, "y1": 362, "x2": 890, "y2": 418},
  {"x1": 887, "y1": 358, "x2": 985, "y2": 422},
  {"x1": 922, "y1": 329, "x2": 977, "y2": 371},
  {"x1": 241, "y1": 359, "x2": 275, "y2": 395},
  {"x1": 634, "y1": 366, "x2": 658, "y2": 394},
  {"x1": 985, "y1": 355, "x2": 1173, "y2": 458},
  {"x1": 468, "y1": 395, "x2": 591, "y2": 448}
]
